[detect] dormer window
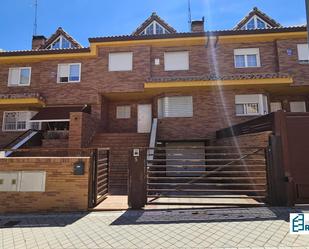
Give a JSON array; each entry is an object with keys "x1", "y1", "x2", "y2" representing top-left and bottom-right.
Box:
[
  {"x1": 257, "y1": 18, "x2": 266, "y2": 29},
  {"x1": 132, "y1": 12, "x2": 177, "y2": 36},
  {"x1": 47, "y1": 36, "x2": 72, "y2": 49},
  {"x1": 234, "y1": 8, "x2": 281, "y2": 31},
  {"x1": 142, "y1": 21, "x2": 170, "y2": 35},
  {"x1": 246, "y1": 19, "x2": 255, "y2": 30},
  {"x1": 145, "y1": 23, "x2": 154, "y2": 35},
  {"x1": 241, "y1": 16, "x2": 271, "y2": 30}
]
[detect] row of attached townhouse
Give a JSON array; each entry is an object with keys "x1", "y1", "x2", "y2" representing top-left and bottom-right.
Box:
[{"x1": 0, "y1": 7, "x2": 308, "y2": 193}]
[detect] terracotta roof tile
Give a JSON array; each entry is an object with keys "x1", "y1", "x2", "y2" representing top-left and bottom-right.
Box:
[
  {"x1": 0, "y1": 26, "x2": 306, "y2": 57},
  {"x1": 0, "y1": 93, "x2": 45, "y2": 101},
  {"x1": 0, "y1": 47, "x2": 90, "y2": 56},
  {"x1": 89, "y1": 26, "x2": 306, "y2": 43},
  {"x1": 147, "y1": 73, "x2": 291, "y2": 83}
]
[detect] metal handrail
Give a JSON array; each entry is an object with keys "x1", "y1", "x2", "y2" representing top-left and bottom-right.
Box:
[
  {"x1": 2, "y1": 129, "x2": 39, "y2": 149},
  {"x1": 147, "y1": 118, "x2": 158, "y2": 162}
]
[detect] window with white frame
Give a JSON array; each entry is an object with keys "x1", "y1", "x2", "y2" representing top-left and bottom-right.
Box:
[
  {"x1": 158, "y1": 96, "x2": 193, "y2": 118},
  {"x1": 290, "y1": 101, "x2": 306, "y2": 112},
  {"x1": 2, "y1": 111, "x2": 37, "y2": 131},
  {"x1": 141, "y1": 21, "x2": 170, "y2": 35},
  {"x1": 47, "y1": 36, "x2": 72, "y2": 49},
  {"x1": 270, "y1": 102, "x2": 282, "y2": 112},
  {"x1": 235, "y1": 94, "x2": 268, "y2": 116},
  {"x1": 241, "y1": 15, "x2": 272, "y2": 30},
  {"x1": 116, "y1": 105, "x2": 131, "y2": 119},
  {"x1": 164, "y1": 51, "x2": 189, "y2": 71},
  {"x1": 297, "y1": 44, "x2": 309, "y2": 63},
  {"x1": 57, "y1": 63, "x2": 81, "y2": 83},
  {"x1": 109, "y1": 52, "x2": 133, "y2": 71},
  {"x1": 234, "y1": 48, "x2": 261, "y2": 68},
  {"x1": 8, "y1": 67, "x2": 31, "y2": 86}
]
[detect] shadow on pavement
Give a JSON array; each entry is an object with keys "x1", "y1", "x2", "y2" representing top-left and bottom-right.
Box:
[
  {"x1": 110, "y1": 206, "x2": 309, "y2": 225},
  {"x1": 0, "y1": 212, "x2": 89, "y2": 228}
]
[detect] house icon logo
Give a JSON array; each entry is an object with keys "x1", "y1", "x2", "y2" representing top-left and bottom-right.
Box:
[{"x1": 290, "y1": 213, "x2": 309, "y2": 234}]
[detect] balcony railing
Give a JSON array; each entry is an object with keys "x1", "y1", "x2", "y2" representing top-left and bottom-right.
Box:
[{"x1": 44, "y1": 130, "x2": 69, "y2": 140}]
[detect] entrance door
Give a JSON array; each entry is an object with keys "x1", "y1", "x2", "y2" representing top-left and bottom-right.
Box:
[{"x1": 137, "y1": 104, "x2": 152, "y2": 133}]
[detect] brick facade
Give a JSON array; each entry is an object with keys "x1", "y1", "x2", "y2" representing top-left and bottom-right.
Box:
[
  {"x1": 155, "y1": 88, "x2": 268, "y2": 140},
  {"x1": 0, "y1": 157, "x2": 90, "y2": 213},
  {"x1": 42, "y1": 138, "x2": 68, "y2": 148},
  {"x1": 106, "y1": 99, "x2": 152, "y2": 133},
  {"x1": 0, "y1": 13, "x2": 308, "y2": 210},
  {"x1": 0, "y1": 29, "x2": 308, "y2": 147},
  {"x1": 277, "y1": 39, "x2": 309, "y2": 86},
  {"x1": 213, "y1": 131, "x2": 272, "y2": 148},
  {"x1": 69, "y1": 112, "x2": 98, "y2": 148}
]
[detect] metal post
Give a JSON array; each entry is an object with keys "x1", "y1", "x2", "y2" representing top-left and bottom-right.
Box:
[
  {"x1": 128, "y1": 148, "x2": 147, "y2": 209},
  {"x1": 306, "y1": 0, "x2": 309, "y2": 49},
  {"x1": 266, "y1": 135, "x2": 288, "y2": 206},
  {"x1": 33, "y1": 0, "x2": 38, "y2": 36}
]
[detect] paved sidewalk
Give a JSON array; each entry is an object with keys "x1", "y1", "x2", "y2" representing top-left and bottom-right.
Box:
[{"x1": 1, "y1": 207, "x2": 309, "y2": 248}]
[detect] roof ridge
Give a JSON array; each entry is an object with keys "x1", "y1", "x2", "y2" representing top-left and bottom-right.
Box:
[{"x1": 88, "y1": 25, "x2": 306, "y2": 42}]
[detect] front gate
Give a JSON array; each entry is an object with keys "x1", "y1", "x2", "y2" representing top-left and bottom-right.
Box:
[
  {"x1": 215, "y1": 111, "x2": 309, "y2": 206},
  {"x1": 128, "y1": 146, "x2": 268, "y2": 209},
  {"x1": 89, "y1": 148, "x2": 110, "y2": 208}
]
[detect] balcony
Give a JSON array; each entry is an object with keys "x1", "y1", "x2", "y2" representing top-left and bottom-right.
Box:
[
  {"x1": 0, "y1": 93, "x2": 45, "y2": 108},
  {"x1": 144, "y1": 73, "x2": 293, "y2": 89}
]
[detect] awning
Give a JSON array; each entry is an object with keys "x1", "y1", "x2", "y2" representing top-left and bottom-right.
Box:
[{"x1": 30, "y1": 105, "x2": 90, "y2": 122}]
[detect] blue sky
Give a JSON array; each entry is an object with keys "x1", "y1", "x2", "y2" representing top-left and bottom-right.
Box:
[{"x1": 0, "y1": 0, "x2": 307, "y2": 51}]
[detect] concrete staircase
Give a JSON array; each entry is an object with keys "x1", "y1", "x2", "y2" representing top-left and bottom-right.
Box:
[{"x1": 91, "y1": 133, "x2": 149, "y2": 195}]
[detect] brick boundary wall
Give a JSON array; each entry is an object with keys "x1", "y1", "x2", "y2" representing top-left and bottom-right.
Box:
[
  {"x1": 42, "y1": 139, "x2": 69, "y2": 148},
  {"x1": 0, "y1": 157, "x2": 90, "y2": 213}
]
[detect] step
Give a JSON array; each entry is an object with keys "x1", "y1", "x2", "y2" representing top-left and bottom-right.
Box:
[
  {"x1": 147, "y1": 188, "x2": 267, "y2": 193},
  {"x1": 147, "y1": 164, "x2": 266, "y2": 168}
]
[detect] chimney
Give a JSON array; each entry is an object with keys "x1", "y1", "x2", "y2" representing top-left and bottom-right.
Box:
[
  {"x1": 32, "y1": 35, "x2": 46, "y2": 50},
  {"x1": 191, "y1": 17, "x2": 205, "y2": 32}
]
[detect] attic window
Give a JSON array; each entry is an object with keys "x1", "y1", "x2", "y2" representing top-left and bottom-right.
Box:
[
  {"x1": 47, "y1": 36, "x2": 72, "y2": 49},
  {"x1": 142, "y1": 21, "x2": 169, "y2": 35},
  {"x1": 241, "y1": 15, "x2": 271, "y2": 30}
]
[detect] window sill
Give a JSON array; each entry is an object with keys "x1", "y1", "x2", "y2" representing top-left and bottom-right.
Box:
[
  {"x1": 108, "y1": 70, "x2": 133, "y2": 72},
  {"x1": 298, "y1": 61, "x2": 309, "y2": 65},
  {"x1": 234, "y1": 66, "x2": 261, "y2": 69},
  {"x1": 236, "y1": 114, "x2": 262, "y2": 117},
  {"x1": 158, "y1": 116, "x2": 193, "y2": 119},
  {"x1": 164, "y1": 69, "x2": 190, "y2": 72},
  {"x1": 57, "y1": 81, "x2": 81, "y2": 84},
  {"x1": 8, "y1": 84, "x2": 31, "y2": 87}
]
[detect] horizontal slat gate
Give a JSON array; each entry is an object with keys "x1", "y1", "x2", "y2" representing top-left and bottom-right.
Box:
[
  {"x1": 91, "y1": 148, "x2": 110, "y2": 207},
  {"x1": 146, "y1": 146, "x2": 267, "y2": 203}
]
